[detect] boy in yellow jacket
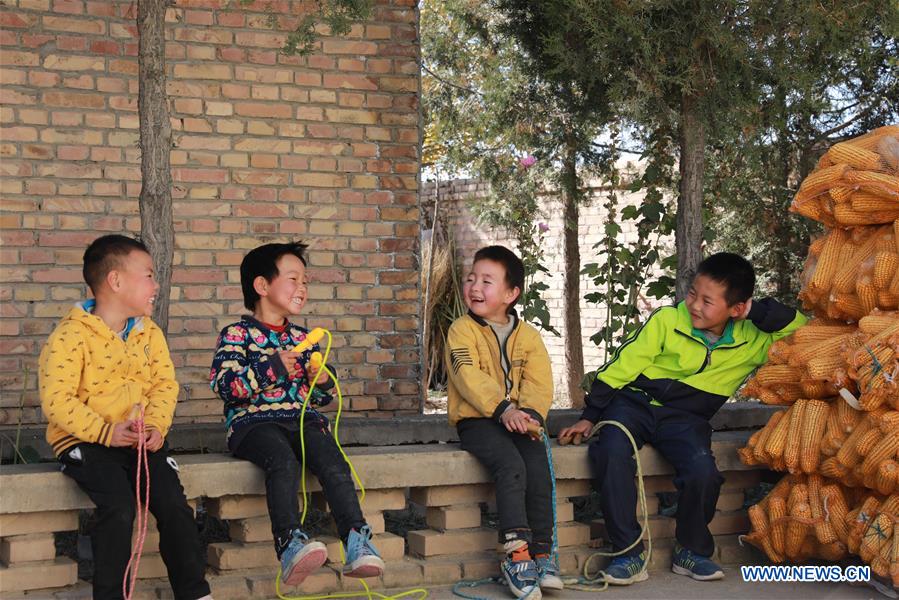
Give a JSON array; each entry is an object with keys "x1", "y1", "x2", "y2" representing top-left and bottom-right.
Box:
[
  {"x1": 39, "y1": 235, "x2": 211, "y2": 600},
  {"x1": 445, "y1": 245, "x2": 557, "y2": 599}
]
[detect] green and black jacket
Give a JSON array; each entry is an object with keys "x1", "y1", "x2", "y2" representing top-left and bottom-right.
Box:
[{"x1": 581, "y1": 299, "x2": 807, "y2": 422}]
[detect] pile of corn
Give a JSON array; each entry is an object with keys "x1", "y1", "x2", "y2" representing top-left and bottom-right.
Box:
[{"x1": 739, "y1": 126, "x2": 899, "y2": 582}]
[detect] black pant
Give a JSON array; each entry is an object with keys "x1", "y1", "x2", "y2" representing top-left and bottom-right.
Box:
[
  {"x1": 59, "y1": 443, "x2": 210, "y2": 600},
  {"x1": 457, "y1": 418, "x2": 554, "y2": 555},
  {"x1": 587, "y1": 391, "x2": 724, "y2": 558},
  {"x1": 234, "y1": 414, "x2": 365, "y2": 555}
]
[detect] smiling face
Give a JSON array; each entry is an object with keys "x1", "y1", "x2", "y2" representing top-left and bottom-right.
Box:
[
  {"x1": 113, "y1": 249, "x2": 159, "y2": 318},
  {"x1": 685, "y1": 274, "x2": 745, "y2": 335},
  {"x1": 254, "y1": 253, "x2": 308, "y2": 321},
  {"x1": 463, "y1": 258, "x2": 519, "y2": 323}
]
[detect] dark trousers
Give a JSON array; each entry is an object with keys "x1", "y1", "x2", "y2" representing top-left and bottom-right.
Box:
[
  {"x1": 234, "y1": 414, "x2": 365, "y2": 555},
  {"x1": 59, "y1": 443, "x2": 210, "y2": 600},
  {"x1": 457, "y1": 418, "x2": 554, "y2": 555},
  {"x1": 587, "y1": 392, "x2": 724, "y2": 558}
]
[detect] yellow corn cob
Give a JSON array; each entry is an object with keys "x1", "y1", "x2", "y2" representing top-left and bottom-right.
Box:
[
  {"x1": 797, "y1": 163, "x2": 851, "y2": 197},
  {"x1": 821, "y1": 484, "x2": 850, "y2": 543},
  {"x1": 877, "y1": 460, "x2": 899, "y2": 496},
  {"x1": 874, "y1": 252, "x2": 899, "y2": 289},
  {"x1": 809, "y1": 236, "x2": 827, "y2": 257},
  {"x1": 794, "y1": 323, "x2": 859, "y2": 344},
  {"x1": 891, "y1": 523, "x2": 899, "y2": 588},
  {"x1": 822, "y1": 408, "x2": 844, "y2": 454},
  {"x1": 786, "y1": 502, "x2": 812, "y2": 558},
  {"x1": 862, "y1": 432, "x2": 899, "y2": 477},
  {"x1": 738, "y1": 446, "x2": 759, "y2": 466},
  {"x1": 757, "y1": 388, "x2": 793, "y2": 406},
  {"x1": 833, "y1": 230, "x2": 882, "y2": 293},
  {"x1": 878, "y1": 291, "x2": 899, "y2": 309},
  {"x1": 830, "y1": 141, "x2": 886, "y2": 171},
  {"x1": 881, "y1": 411, "x2": 899, "y2": 434},
  {"x1": 807, "y1": 354, "x2": 848, "y2": 381},
  {"x1": 748, "y1": 503, "x2": 783, "y2": 562},
  {"x1": 820, "y1": 456, "x2": 849, "y2": 480},
  {"x1": 894, "y1": 219, "x2": 899, "y2": 252},
  {"x1": 834, "y1": 203, "x2": 899, "y2": 226},
  {"x1": 807, "y1": 474, "x2": 837, "y2": 545},
  {"x1": 838, "y1": 415, "x2": 876, "y2": 467},
  {"x1": 766, "y1": 339, "x2": 794, "y2": 365},
  {"x1": 768, "y1": 496, "x2": 787, "y2": 555},
  {"x1": 856, "y1": 427, "x2": 883, "y2": 457},
  {"x1": 810, "y1": 229, "x2": 850, "y2": 294},
  {"x1": 830, "y1": 293, "x2": 865, "y2": 320},
  {"x1": 852, "y1": 196, "x2": 899, "y2": 213},
  {"x1": 800, "y1": 400, "x2": 829, "y2": 473},
  {"x1": 848, "y1": 495, "x2": 881, "y2": 554},
  {"x1": 800, "y1": 378, "x2": 837, "y2": 399},
  {"x1": 858, "y1": 281, "x2": 880, "y2": 315},
  {"x1": 755, "y1": 365, "x2": 802, "y2": 387},
  {"x1": 860, "y1": 513, "x2": 892, "y2": 563},
  {"x1": 754, "y1": 410, "x2": 785, "y2": 463},
  {"x1": 872, "y1": 532, "x2": 893, "y2": 578},
  {"x1": 846, "y1": 126, "x2": 899, "y2": 151},
  {"x1": 845, "y1": 170, "x2": 899, "y2": 195},
  {"x1": 837, "y1": 397, "x2": 862, "y2": 433},
  {"x1": 784, "y1": 400, "x2": 806, "y2": 473},
  {"x1": 859, "y1": 313, "x2": 899, "y2": 336},
  {"x1": 765, "y1": 405, "x2": 793, "y2": 460},
  {"x1": 829, "y1": 185, "x2": 856, "y2": 203}
]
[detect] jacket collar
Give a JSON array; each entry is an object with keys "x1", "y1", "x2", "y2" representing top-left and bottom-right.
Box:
[
  {"x1": 466, "y1": 307, "x2": 520, "y2": 330},
  {"x1": 674, "y1": 301, "x2": 742, "y2": 347},
  {"x1": 76, "y1": 299, "x2": 142, "y2": 340}
]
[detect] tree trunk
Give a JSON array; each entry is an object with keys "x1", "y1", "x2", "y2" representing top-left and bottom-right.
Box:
[
  {"x1": 137, "y1": 0, "x2": 174, "y2": 333},
  {"x1": 561, "y1": 142, "x2": 584, "y2": 407},
  {"x1": 675, "y1": 93, "x2": 706, "y2": 301}
]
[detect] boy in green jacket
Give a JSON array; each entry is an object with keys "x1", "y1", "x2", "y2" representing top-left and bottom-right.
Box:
[{"x1": 561, "y1": 253, "x2": 806, "y2": 585}]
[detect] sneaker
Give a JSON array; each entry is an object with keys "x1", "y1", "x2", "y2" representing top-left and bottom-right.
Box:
[
  {"x1": 343, "y1": 525, "x2": 385, "y2": 578},
  {"x1": 280, "y1": 530, "x2": 328, "y2": 586},
  {"x1": 534, "y1": 554, "x2": 564, "y2": 591},
  {"x1": 501, "y1": 557, "x2": 542, "y2": 599},
  {"x1": 671, "y1": 543, "x2": 724, "y2": 581},
  {"x1": 603, "y1": 552, "x2": 648, "y2": 585}
]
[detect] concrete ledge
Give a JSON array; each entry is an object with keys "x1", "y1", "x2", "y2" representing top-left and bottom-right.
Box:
[
  {"x1": 0, "y1": 430, "x2": 752, "y2": 515},
  {"x1": 0, "y1": 402, "x2": 777, "y2": 460}
]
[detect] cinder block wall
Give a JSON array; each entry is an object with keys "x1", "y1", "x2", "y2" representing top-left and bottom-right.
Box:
[{"x1": 0, "y1": 0, "x2": 422, "y2": 426}]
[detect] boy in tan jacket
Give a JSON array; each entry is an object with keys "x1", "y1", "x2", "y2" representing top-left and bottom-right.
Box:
[{"x1": 445, "y1": 245, "x2": 557, "y2": 599}]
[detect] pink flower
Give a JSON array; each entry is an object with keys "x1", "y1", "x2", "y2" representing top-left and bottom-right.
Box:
[
  {"x1": 538, "y1": 222, "x2": 549, "y2": 233},
  {"x1": 254, "y1": 335, "x2": 266, "y2": 344},
  {"x1": 519, "y1": 155, "x2": 537, "y2": 168}
]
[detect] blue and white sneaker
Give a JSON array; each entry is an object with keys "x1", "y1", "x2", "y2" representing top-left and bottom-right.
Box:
[
  {"x1": 671, "y1": 543, "x2": 724, "y2": 580},
  {"x1": 280, "y1": 529, "x2": 328, "y2": 586},
  {"x1": 603, "y1": 551, "x2": 648, "y2": 585},
  {"x1": 534, "y1": 554, "x2": 564, "y2": 591},
  {"x1": 344, "y1": 525, "x2": 385, "y2": 578},
  {"x1": 501, "y1": 557, "x2": 542, "y2": 599}
]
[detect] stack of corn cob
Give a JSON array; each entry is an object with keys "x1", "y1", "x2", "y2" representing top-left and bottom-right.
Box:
[{"x1": 739, "y1": 126, "x2": 899, "y2": 582}]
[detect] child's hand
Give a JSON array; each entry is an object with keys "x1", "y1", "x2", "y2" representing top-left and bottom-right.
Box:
[
  {"x1": 559, "y1": 419, "x2": 594, "y2": 444},
  {"x1": 501, "y1": 407, "x2": 538, "y2": 435},
  {"x1": 308, "y1": 363, "x2": 329, "y2": 385},
  {"x1": 110, "y1": 421, "x2": 141, "y2": 447},
  {"x1": 276, "y1": 350, "x2": 301, "y2": 378},
  {"x1": 144, "y1": 428, "x2": 164, "y2": 452}
]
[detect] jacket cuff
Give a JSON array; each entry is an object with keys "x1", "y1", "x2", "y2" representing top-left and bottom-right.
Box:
[
  {"x1": 746, "y1": 298, "x2": 798, "y2": 333},
  {"x1": 520, "y1": 408, "x2": 545, "y2": 426},
  {"x1": 492, "y1": 399, "x2": 512, "y2": 422}
]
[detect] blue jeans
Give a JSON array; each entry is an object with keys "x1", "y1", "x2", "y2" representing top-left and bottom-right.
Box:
[{"x1": 588, "y1": 390, "x2": 724, "y2": 557}]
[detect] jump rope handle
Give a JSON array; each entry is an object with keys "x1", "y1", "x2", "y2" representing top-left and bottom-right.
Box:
[
  {"x1": 292, "y1": 327, "x2": 326, "y2": 353},
  {"x1": 525, "y1": 421, "x2": 545, "y2": 438},
  {"x1": 310, "y1": 351, "x2": 323, "y2": 371}
]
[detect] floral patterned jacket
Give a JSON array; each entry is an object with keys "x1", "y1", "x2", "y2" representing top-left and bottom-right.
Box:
[{"x1": 209, "y1": 315, "x2": 332, "y2": 450}]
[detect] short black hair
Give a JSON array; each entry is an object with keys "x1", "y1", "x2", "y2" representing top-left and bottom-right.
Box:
[
  {"x1": 694, "y1": 252, "x2": 755, "y2": 305},
  {"x1": 240, "y1": 242, "x2": 308, "y2": 311},
  {"x1": 473, "y1": 245, "x2": 525, "y2": 306},
  {"x1": 82, "y1": 234, "x2": 149, "y2": 294}
]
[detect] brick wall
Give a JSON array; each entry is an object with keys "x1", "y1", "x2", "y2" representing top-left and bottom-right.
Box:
[
  {"x1": 422, "y1": 173, "x2": 673, "y2": 405},
  {"x1": 0, "y1": 0, "x2": 422, "y2": 427}
]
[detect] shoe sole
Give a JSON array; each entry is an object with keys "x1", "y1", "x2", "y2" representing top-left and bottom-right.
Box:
[
  {"x1": 281, "y1": 544, "x2": 328, "y2": 587},
  {"x1": 344, "y1": 555, "x2": 385, "y2": 579},
  {"x1": 604, "y1": 569, "x2": 649, "y2": 585},
  {"x1": 672, "y1": 564, "x2": 725, "y2": 581},
  {"x1": 539, "y1": 575, "x2": 565, "y2": 591},
  {"x1": 503, "y1": 571, "x2": 542, "y2": 599}
]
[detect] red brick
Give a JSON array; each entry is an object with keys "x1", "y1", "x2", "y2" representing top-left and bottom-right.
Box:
[
  {"x1": 1, "y1": 12, "x2": 38, "y2": 28},
  {"x1": 90, "y1": 40, "x2": 120, "y2": 55}
]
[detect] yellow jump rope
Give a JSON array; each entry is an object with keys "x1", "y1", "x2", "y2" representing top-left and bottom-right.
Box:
[
  {"x1": 274, "y1": 328, "x2": 650, "y2": 599},
  {"x1": 273, "y1": 327, "x2": 427, "y2": 600}
]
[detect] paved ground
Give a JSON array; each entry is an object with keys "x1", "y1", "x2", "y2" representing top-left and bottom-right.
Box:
[{"x1": 411, "y1": 569, "x2": 888, "y2": 600}]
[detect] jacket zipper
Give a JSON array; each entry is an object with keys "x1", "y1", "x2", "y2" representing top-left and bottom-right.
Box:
[
  {"x1": 488, "y1": 322, "x2": 515, "y2": 396},
  {"x1": 673, "y1": 330, "x2": 748, "y2": 374}
]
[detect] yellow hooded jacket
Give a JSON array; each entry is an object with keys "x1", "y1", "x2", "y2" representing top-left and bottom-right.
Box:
[
  {"x1": 39, "y1": 302, "x2": 178, "y2": 456},
  {"x1": 445, "y1": 310, "x2": 554, "y2": 426}
]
